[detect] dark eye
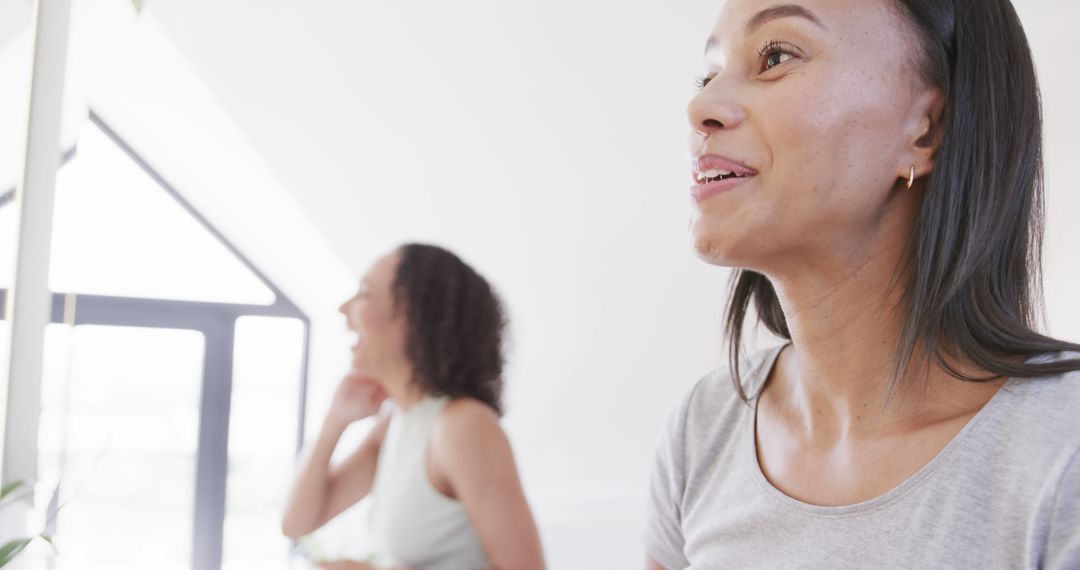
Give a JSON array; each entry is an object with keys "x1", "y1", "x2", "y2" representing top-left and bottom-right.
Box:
[
  {"x1": 758, "y1": 41, "x2": 797, "y2": 72},
  {"x1": 766, "y1": 51, "x2": 791, "y2": 69},
  {"x1": 694, "y1": 75, "x2": 715, "y2": 91}
]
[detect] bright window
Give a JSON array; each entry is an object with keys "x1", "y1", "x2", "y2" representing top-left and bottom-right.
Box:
[
  {"x1": 1, "y1": 115, "x2": 308, "y2": 570},
  {"x1": 223, "y1": 316, "x2": 305, "y2": 570},
  {"x1": 38, "y1": 324, "x2": 204, "y2": 570},
  {"x1": 0, "y1": 121, "x2": 275, "y2": 305}
]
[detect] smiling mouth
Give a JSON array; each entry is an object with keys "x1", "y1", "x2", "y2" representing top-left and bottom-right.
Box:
[{"x1": 695, "y1": 168, "x2": 751, "y2": 184}]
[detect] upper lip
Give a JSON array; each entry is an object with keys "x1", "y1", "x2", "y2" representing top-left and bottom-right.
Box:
[{"x1": 692, "y1": 154, "x2": 757, "y2": 183}]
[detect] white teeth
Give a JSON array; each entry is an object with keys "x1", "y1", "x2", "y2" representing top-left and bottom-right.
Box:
[{"x1": 698, "y1": 168, "x2": 734, "y2": 181}]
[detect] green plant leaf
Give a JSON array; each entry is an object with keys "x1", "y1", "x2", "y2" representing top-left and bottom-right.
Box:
[
  {"x1": 0, "y1": 538, "x2": 33, "y2": 567},
  {"x1": 0, "y1": 481, "x2": 25, "y2": 502}
]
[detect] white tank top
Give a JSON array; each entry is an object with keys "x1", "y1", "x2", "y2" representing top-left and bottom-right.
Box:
[{"x1": 367, "y1": 396, "x2": 490, "y2": 570}]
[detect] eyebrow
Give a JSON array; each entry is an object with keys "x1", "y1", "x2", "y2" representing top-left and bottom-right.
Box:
[{"x1": 704, "y1": 4, "x2": 826, "y2": 54}]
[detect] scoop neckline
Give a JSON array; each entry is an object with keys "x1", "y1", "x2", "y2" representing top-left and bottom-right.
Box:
[{"x1": 745, "y1": 343, "x2": 1016, "y2": 517}]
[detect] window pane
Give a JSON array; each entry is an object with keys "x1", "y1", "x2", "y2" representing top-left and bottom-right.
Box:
[
  {"x1": 43, "y1": 121, "x2": 275, "y2": 305},
  {"x1": 223, "y1": 316, "x2": 305, "y2": 570},
  {"x1": 36, "y1": 324, "x2": 204, "y2": 570}
]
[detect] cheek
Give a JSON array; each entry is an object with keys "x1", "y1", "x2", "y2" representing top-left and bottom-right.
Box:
[
  {"x1": 354, "y1": 300, "x2": 387, "y2": 336},
  {"x1": 763, "y1": 71, "x2": 906, "y2": 220},
  {"x1": 356, "y1": 303, "x2": 372, "y2": 327},
  {"x1": 359, "y1": 300, "x2": 402, "y2": 342},
  {"x1": 358, "y1": 304, "x2": 385, "y2": 334}
]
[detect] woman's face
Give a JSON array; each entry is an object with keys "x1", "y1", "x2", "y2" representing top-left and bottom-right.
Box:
[
  {"x1": 687, "y1": 0, "x2": 936, "y2": 272},
  {"x1": 339, "y1": 251, "x2": 409, "y2": 383}
]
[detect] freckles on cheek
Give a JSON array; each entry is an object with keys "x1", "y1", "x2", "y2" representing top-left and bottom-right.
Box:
[{"x1": 811, "y1": 77, "x2": 901, "y2": 195}]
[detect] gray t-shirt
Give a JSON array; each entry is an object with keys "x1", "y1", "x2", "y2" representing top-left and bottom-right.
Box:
[{"x1": 647, "y1": 345, "x2": 1080, "y2": 569}]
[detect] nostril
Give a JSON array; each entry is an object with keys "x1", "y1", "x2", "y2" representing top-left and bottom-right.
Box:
[{"x1": 703, "y1": 119, "x2": 725, "y2": 129}]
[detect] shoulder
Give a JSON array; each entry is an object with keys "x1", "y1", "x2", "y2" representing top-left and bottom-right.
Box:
[
  {"x1": 673, "y1": 345, "x2": 783, "y2": 433},
  {"x1": 966, "y1": 352, "x2": 1080, "y2": 493},
  {"x1": 432, "y1": 397, "x2": 506, "y2": 452},
  {"x1": 439, "y1": 397, "x2": 501, "y2": 430},
  {"x1": 429, "y1": 398, "x2": 513, "y2": 489},
  {"x1": 657, "y1": 345, "x2": 782, "y2": 462},
  {"x1": 999, "y1": 352, "x2": 1080, "y2": 437}
]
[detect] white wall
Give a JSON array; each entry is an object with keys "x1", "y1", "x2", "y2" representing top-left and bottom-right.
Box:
[{"x1": 1015, "y1": 1, "x2": 1080, "y2": 342}]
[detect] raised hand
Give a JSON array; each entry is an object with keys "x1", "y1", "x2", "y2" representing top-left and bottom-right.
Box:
[{"x1": 326, "y1": 372, "x2": 388, "y2": 426}]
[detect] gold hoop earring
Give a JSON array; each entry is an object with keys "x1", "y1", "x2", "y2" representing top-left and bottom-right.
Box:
[{"x1": 907, "y1": 164, "x2": 916, "y2": 189}]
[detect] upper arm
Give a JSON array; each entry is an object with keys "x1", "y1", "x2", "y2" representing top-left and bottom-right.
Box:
[{"x1": 431, "y1": 400, "x2": 545, "y2": 570}]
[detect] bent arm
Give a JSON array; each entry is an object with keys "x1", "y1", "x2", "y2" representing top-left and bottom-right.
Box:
[
  {"x1": 281, "y1": 414, "x2": 389, "y2": 539},
  {"x1": 433, "y1": 401, "x2": 546, "y2": 570}
]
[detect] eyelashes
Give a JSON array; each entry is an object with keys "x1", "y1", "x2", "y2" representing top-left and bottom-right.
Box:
[
  {"x1": 756, "y1": 40, "x2": 785, "y2": 61},
  {"x1": 695, "y1": 40, "x2": 800, "y2": 90},
  {"x1": 758, "y1": 40, "x2": 797, "y2": 71}
]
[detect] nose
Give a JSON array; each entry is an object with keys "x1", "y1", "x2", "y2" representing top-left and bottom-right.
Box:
[{"x1": 687, "y1": 79, "x2": 747, "y2": 139}]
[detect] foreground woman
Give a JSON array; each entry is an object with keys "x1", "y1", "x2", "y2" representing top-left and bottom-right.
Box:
[{"x1": 648, "y1": 0, "x2": 1080, "y2": 568}]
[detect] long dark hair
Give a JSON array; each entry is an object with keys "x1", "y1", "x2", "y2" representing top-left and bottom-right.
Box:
[
  {"x1": 725, "y1": 0, "x2": 1080, "y2": 400},
  {"x1": 393, "y1": 243, "x2": 506, "y2": 414}
]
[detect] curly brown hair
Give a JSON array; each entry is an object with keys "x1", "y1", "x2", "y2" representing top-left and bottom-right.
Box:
[{"x1": 391, "y1": 243, "x2": 506, "y2": 415}]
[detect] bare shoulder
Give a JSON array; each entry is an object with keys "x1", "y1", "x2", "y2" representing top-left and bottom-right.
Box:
[
  {"x1": 434, "y1": 397, "x2": 504, "y2": 444},
  {"x1": 429, "y1": 398, "x2": 512, "y2": 487}
]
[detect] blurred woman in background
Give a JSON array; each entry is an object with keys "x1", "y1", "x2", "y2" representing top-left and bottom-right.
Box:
[{"x1": 283, "y1": 243, "x2": 545, "y2": 570}]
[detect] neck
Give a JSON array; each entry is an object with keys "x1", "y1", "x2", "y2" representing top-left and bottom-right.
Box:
[
  {"x1": 378, "y1": 366, "x2": 427, "y2": 410},
  {"x1": 772, "y1": 262, "x2": 910, "y2": 429},
  {"x1": 764, "y1": 201, "x2": 945, "y2": 435}
]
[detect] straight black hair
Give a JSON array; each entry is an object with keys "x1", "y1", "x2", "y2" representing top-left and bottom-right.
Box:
[{"x1": 726, "y1": 0, "x2": 1080, "y2": 401}]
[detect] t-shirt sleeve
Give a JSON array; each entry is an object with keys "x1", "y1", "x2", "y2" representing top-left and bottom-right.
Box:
[
  {"x1": 645, "y1": 389, "x2": 695, "y2": 570},
  {"x1": 1046, "y1": 448, "x2": 1080, "y2": 569}
]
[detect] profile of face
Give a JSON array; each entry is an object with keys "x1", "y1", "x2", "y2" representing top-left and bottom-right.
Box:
[
  {"x1": 339, "y1": 251, "x2": 410, "y2": 387},
  {"x1": 688, "y1": 0, "x2": 942, "y2": 272}
]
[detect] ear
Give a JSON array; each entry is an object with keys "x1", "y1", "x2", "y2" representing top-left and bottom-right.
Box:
[{"x1": 899, "y1": 87, "x2": 946, "y2": 184}]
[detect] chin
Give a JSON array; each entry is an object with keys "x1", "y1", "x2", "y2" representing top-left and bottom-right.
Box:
[
  {"x1": 692, "y1": 235, "x2": 773, "y2": 272},
  {"x1": 689, "y1": 227, "x2": 737, "y2": 266},
  {"x1": 689, "y1": 213, "x2": 771, "y2": 268}
]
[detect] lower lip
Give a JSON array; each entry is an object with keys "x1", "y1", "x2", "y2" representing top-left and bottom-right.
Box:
[{"x1": 690, "y1": 176, "x2": 754, "y2": 202}]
